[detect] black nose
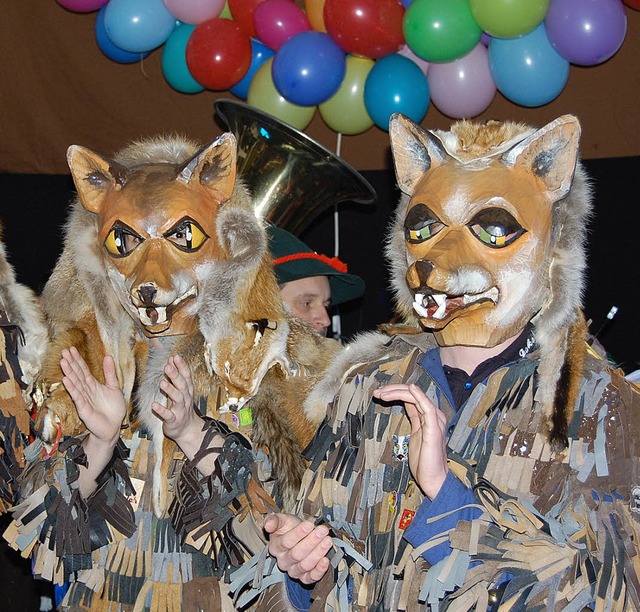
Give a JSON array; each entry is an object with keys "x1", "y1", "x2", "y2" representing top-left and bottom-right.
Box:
[
  {"x1": 415, "y1": 260, "x2": 434, "y2": 286},
  {"x1": 138, "y1": 285, "x2": 157, "y2": 305}
]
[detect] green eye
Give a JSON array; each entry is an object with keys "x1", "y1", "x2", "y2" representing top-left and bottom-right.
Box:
[
  {"x1": 104, "y1": 224, "x2": 143, "y2": 257},
  {"x1": 468, "y1": 208, "x2": 525, "y2": 249},
  {"x1": 404, "y1": 203, "x2": 444, "y2": 244}
]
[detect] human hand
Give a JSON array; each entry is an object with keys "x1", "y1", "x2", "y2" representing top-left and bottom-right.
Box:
[
  {"x1": 264, "y1": 514, "x2": 333, "y2": 584},
  {"x1": 151, "y1": 355, "x2": 203, "y2": 452},
  {"x1": 60, "y1": 346, "x2": 125, "y2": 446},
  {"x1": 373, "y1": 383, "x2": 448, "y2": 500}
]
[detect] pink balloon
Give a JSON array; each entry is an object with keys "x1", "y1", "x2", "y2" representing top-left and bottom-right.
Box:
[
  {"x1": 427, "y1": 43, "x2": 496, "y2": 118},
  {"x1": 163, "y1": 0, "x2": 226, "y2": 24},
  {"x1": 254, "y1": 0, "x2": 311, "y2": 50},
  {"x1": 56, "y1": 0, "x2": 109, "y2": 11},
  {"x1": 398, "y1": 44, "x2": 430, "y2": 77}
]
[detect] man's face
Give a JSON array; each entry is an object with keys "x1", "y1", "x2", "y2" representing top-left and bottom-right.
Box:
[{"x1": 279, "y1": 275, "x2": 332, "y2": 335}]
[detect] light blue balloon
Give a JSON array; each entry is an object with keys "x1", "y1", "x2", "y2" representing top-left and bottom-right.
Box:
[
  {"x1": 363, "y1": 54, "x2": 429, "y2": 131},
  {"x1": 95, "y1": 6, "x2": 150, "y2": 63},
  {"x1": 161, "y1": 23, "x2": 204, "y2": 94},
  {"x1": 229, "y1": 38, "x2": 275, "y2": 100},
  {"x1": 488, "y1": 23, "x2": 570, "y2": 107},
  {"x1": 104, "y1": 0, "x2": 176, "y2": 53}
]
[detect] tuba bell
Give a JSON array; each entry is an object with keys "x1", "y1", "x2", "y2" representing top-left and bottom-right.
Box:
[{"x1": 214, "y1": 99, "x2": 377, "y2": 236}]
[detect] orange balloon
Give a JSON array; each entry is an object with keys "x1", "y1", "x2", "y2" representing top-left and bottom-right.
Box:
[{"x1": 304, "y1": 0, "x2": 327, "y2": 32}]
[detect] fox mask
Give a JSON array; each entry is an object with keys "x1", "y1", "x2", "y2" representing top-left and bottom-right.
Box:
[
  {"x1": 67, "y1": 133, "x2": 237, "y2": 338},
  {"x1": 387, "y1": 114, "x2": 581, "y2": 349}
]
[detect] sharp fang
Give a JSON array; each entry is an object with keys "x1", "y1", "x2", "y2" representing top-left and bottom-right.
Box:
[{"x1": 413, "y1": 301, "x2": 430, "y2": 318}]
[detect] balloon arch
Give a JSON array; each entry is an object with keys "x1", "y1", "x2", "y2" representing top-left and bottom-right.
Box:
[{"x1": 56, "y1": 0, "x2": 635, "y2": 134}]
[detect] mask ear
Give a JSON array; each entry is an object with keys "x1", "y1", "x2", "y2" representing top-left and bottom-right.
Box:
[
  {"x1": 389, "y1": 113, "x2": 450, "y2": 196},
  {"x1": 176, "y1": 132, "x2": 237, "y2": 203},
  {"x1": 67, "y1": 145, "x2": 129, "y2": 214},
  {"x1": 501, "y1": 114, "x2": 581, "y2": 203}
]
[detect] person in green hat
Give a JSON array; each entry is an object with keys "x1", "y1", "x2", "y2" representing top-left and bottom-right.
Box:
[{"x1": 267, "y1": 225, "x2": 365, "y2": 337}]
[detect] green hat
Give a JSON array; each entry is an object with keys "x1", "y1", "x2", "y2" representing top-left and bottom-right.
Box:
[{"x1": 267, "y1": 225, "x2": 365, "y2": 306}]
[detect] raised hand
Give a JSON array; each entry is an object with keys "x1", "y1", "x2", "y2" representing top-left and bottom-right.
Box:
[
  {"x1": 373, "y1": 383, "x2": 448, "y2": 500},
  {"x1": 60, "y1": 346, "x2": 126, "y2": 445},
  {"x1": 264, "y1": 513, "x2": 333, "y2": 584},
  {"x1": 151, "y1": 355, "x2": 206, "y2": 459}
]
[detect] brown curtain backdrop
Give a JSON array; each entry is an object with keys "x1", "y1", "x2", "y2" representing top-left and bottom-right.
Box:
[{"x1": 1, "y1": 2, "x2": 639, "y2": 174}]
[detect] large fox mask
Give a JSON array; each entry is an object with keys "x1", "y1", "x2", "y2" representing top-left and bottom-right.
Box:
[
  {"x1": 67, "y1": 133, "x2": 237, "y2": 338},
  {"x1": 388, "y1": 114, "x2": 581, "y2": 348}
]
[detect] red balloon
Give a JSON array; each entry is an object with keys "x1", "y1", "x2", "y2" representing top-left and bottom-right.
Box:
[
  {"x1": 186, "y1": 18, "x2": 252, "y2": 90},
  {"x1": 623, "y1": 0, "x2": 640, "y2": 9},
  {"x1": 323, "y1": 0, "x2": 405, "y2": 59},
  {"x1": 229, "y1": 0, "x2": 266, "y2": 37}
]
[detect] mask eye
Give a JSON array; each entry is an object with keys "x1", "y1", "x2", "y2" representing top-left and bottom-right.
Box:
[
  {"x1": 468, "y1": 208, "x2": 525, "y2": 248},
  {"x1": 165, "y1": 218, "x2": 208, "y2": 252},
  {"x1": 104, "y1": 224, "x2": 143, "y2": 257},
  {"x1": 404, "y1": 203, "x2": 445, "y2": 244}
]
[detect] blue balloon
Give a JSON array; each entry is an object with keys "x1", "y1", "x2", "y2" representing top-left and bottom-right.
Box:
[
  {"x1": 363, "y1": 54, "x2": 430, "y2": 131},
  {"x1": 272, "y1": 31, "x2": 346, "y2": 106},
  {"x1": 161, "y1": 23, "x2": 205, "y2": 94},
  {"x1": 488, "y1": 23, "x2": 570, "y2": 107},
  {"x1": 104, "y1": 0, "x2": 176, "y2": 53},
  {"x1": 229, "y1": 38, "x2": 275, "y2": 100},
  {"x1": 95, "y1": 6, "x2": 150, "y2": 63}
]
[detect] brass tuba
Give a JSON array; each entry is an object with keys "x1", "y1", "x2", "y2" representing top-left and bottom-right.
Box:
[{"x1": 214, "y1": 99, "x2": 376, "y2": 236}]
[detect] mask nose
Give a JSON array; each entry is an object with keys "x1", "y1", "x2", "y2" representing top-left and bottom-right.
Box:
[{"x1": 138, "y1": 285, "x2": 157, "y2": 305}]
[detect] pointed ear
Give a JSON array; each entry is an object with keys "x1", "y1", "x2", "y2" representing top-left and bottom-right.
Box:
[
  {"x1": 501, "y1": 115, "x2": 581, "y2": 202},
  {"x1": 176, "y1": 132, "x2": 237, "y2": 203},
  {"x1": 67, "y1": 145, "x2": 129, "y2": 214},
  {"x1": 389, "y1": 113, "x2": 451, "y2": 196}
]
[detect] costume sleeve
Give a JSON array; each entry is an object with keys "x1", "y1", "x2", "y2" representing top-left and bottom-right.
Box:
[
  {"x1": 403, "y1": 470, "x2": 481, "y2": 566},
  {"x1": 3, "y1": 435, "x2": 136, "y2": 586},
  {"x1": 169, "y1": 418, "x2": 280, "y2": 573}
]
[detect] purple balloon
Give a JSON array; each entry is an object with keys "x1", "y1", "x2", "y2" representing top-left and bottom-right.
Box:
[
  {"x1": 428, "y1": 43, "x2": 496, "y2": 118},
  {"x1": 545, "y1": 0, "x2": 627, "y2": 66}
]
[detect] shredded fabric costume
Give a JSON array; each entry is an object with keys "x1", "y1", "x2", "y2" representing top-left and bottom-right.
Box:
[{"x1": 6, "y1": 394, "x2": 280, "y2": 611}]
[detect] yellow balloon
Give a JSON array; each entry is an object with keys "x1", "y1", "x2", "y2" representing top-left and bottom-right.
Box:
[
  {"x1": 304, "y1": 0, "x2": 327, "y2": 33},
  {"x1": 247, "y1": 58, "x2": 316, "y2": 131},
  {"x1": 319, "y1": 56, "x2": 374, "y2": 135}
]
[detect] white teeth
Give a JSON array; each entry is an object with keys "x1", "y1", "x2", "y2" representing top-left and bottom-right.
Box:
[
  {"x1": 138, "y1": 306, "x2": 167, "y2": 325},
  {"x1": 433, "y1": 299, "x2": 447, "y2": 320},
  {"x1": 415, "y1": 293, "x2": 424, "y2": 305},
  {"x1": 413, "y1": 301, "x2": 430, "y2": 318}
]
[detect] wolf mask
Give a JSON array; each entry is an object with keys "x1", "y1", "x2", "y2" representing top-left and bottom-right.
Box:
[{"x1": 386, "y1": 114, "x2": 593, "y2": 446}]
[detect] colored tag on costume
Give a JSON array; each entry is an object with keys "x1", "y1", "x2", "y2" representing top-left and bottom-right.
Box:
[
  {"x1": 399, "y1": 509, "x2": 415, "y2": 530},
  {"x1": 389, "y1": 491, "x2": 398, "y2": 514},
  {"x1": 127, "y1": 477, "x2": 145, "y2": 512},
  {"x1": 238, "y1": 405, "x2": 253, "y2": 426}
]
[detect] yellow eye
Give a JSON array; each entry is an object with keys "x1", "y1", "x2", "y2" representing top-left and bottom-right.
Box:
[
  {"x1": 166, "y1": 219, "x2": 208, "y2": 252},
  {"x1": 104, "y1": 225, "x2": 142, "y2": 257}
]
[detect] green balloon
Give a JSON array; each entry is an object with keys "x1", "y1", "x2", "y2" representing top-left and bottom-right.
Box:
[
  {"x1": 470, "y1": 0, "x2": 550, "y2": 39},
  {"x1": 403, "y1": 0, "x2": 482, "y2": 63}
]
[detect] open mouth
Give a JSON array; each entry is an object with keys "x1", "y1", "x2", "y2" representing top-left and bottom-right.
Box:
[
  {"x1": 134, "y1": 287, "x2": 196, "y2": 330},
  {"x1": 413, "y1": 287, "x2": 499, "y2": 320}
]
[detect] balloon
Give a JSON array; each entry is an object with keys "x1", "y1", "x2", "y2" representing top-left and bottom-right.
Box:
[
  {"x1": 272, "y1": 31, "x2": 345, "y2": 105},
  {"x1": 470, "y1": 0, "x2": 550, "y2": 39},
  {"x1": 545, "y1": 0, "x2": 627, "y2": 66},
  {"x1": 253, "y1": 0, "x2": 310, "y2": 50},
  {"x1": 104, "y1": 0, "x2": 176, "y2": 53},
  {"x1": 428, "y1": 43, "x2": 496, "y2": 118},
  {"x1": 623, "y1": 0, "x2": 640, "y2": 9},
  {"x1": 319, "y1": 56, "x2": 374, "y2": 135},
  {"x1": 489, "y1": 23, "x2": 569, "y2": 107},
  {"x1": 398, "y1": 44, "x2": 429, "y2": 76},
  {"x1": 363, "y1": 54, "x2": 429, "y2": 131},
  {"x1": 324, "y1": 0, "x2": 405, "y2": 59},
  {"x1": 228, "y1": 0, "x2": 266, "y2": 38},
  {"x1": 57, "y1": 0, "x2": 109, "y2": 11},
  {"x1": 247, "y1": 58, "x2": 316, "y2": 130},
  {"x1": 401, "y1": 0, "x2": 414, "y2": 6},
  {"x1": 186, "y1": 18, "x2": 252, "y2": 90},
  {"x1": 95, "y1": 6, "x2": 151, "y2": 63},
  {"x1": 229, "y1": 38, "x2": 275, "y2": 99},
  {"x1": 220, "y1": 1, "x2": 232, "y2": 18},
  {"x1": 403, "y1": 0, "x2": 482, "y2": 63},
  {"x1": 161, "y1": 23, "x2": 205, "y2": 93},
  {"x1": 162, "y1": 0, "x2": 225, "y2": 24},
  {"x1": 304, "y1": 0, "x2": 327, "y2": 32}
]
